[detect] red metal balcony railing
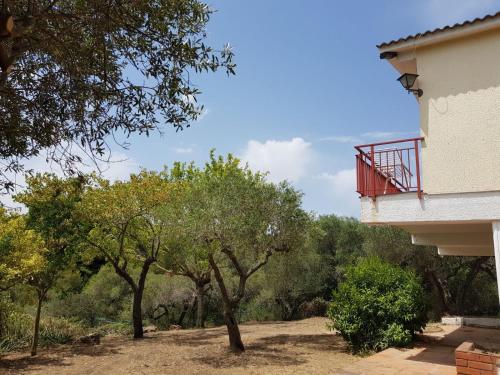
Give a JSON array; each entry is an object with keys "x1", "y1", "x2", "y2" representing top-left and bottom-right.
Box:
[{"x1": 355, "y1": 137, "x2": 424, "y2": 199}]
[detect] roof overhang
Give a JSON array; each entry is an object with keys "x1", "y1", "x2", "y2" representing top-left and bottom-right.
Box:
[
  {"x1": 379, "y1": 12, "x2": 500, "y2": 53},
  {"x1": 377, "y1": 12, "x2": 500, "y2": 75}
]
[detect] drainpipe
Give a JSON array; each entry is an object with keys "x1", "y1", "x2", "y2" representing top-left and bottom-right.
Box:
[{"x1": 493, "y1": 222, "x2": 500, "y2": 304}]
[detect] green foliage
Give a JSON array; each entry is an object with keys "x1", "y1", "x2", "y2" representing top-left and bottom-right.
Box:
[
  {"x1": 13, "y1": 173, "x2": 88, "y2": 294},
  {"x1": 0, "y1": 211, "x2": 47, "y2": 291},
  {"x1": 0, "y1": 309, "x2": 86, "y2": 353},
  {"x1": 363, "y1": 225, "x2": 499, "y2": 317},
  {"x1": 165, "y1": 152, "x2": 311, "y2": 350},
  {"x1": 46, "y1": 264, "x2": 200, "y2": 331},
  {"x1": 244, "y1": 233, "x2": 328, "y2": 321},
  {"x1": 1, "y1": 158, "x2": 497, "y2": 355},
  {"x1": 76, "y1": 171, "x2": 187, "y2": 337},
  {"x1": 142, "y1": 273, "x2": 195, "y2": 329},
  {"x1": 47, "y1": 265, "x2": 131, "y2": 326},
  {"x1": 328, "y1": 257, "x2": 428, "y2": 353},
  {"x1": 0, "y1": 1, "x2": 235, "y2": 193},
  {"x1": 315, "y1": 215, "x2": 365, "y2": 297},
  {"x1": 76, "y1": 171, "x2": 183, "y2": 274}
]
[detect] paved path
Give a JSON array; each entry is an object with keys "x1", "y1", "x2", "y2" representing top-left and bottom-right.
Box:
[
  {"x1": 337, "y1": 344, "x2": 456, "y2": 375},
  {"x1": 336, "y1": 324, "x2": 500, "y2": 375}
]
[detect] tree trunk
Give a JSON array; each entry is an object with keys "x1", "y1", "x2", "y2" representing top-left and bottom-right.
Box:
[
  {"x1": 202, "y1": 293, "x2": 211, "y2": 328},
  {"x1": 195, "y1": 285, "x2": 205, "y2": 328},
  {"x1": 208, "y1": 254, "x2": 245, "y2": 352},
  {"x1": 457, "y1": 258, "x2": 485, "y2": 314},
  {"x1": 132, "y1": 288, "x2": 144, "y2": 339},
  {"x1": 223, "y1": 306, "x2": 244, "y2": 352},
  {"x1": 31, "y1": 291, "x2": 44, "y2": 356},
  {"x1": 132, "y1": 260, "x2": 152, "y2": 339},
  {"x1": 426, "y1": 271, "x2": 452, "y2": 315},
  {"x1": 177, "y1": 298, "x2": 191, "y2": 326}
]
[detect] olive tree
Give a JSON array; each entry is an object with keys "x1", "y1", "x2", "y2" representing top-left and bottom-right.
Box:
[
  {"x1": 181, "y1": 153, "x2": 310, "y2": 351},
  {"x1": 0, "y1": 210, "x2": 46, "y2": 293},
  {"x1": 155, "y1": 162, "x2": 213, "y2": 328},
  {"x1": 14, "y1": 173, "x2": 87, "y2": 356},
  {"x1": 76, "y1": 171, "x2": 184, "y2": 338},
  {"x1": 0, "y1": 0, "x2": 235, "y2": 193},
  {"x1": 160, "y1": 239, "x2": 212, "y2": 328}
]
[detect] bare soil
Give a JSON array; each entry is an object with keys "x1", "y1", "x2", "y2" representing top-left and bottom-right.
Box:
[{"x1": 0, "y1": 318, "x2": 359, "y2": 375}]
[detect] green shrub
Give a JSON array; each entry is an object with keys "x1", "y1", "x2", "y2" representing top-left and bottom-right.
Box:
[
  {"x1": 39, "y1": 317, "x2": 86, "y2": 347},
  {"x1": 0, "y1": 309, "x2": 33, "y2": 353},
  {"x1": 327, "y1": 257, "x2": 428, "y2": 353},
  {"x1": 0, "y1": 310, "x2": 87, "y2": 353},
  {"x1": 46, "y1": 264, "x2": 132, "y2": 326}
]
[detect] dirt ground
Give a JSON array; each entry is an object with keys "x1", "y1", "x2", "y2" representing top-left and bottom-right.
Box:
[{"x1": 0, "y1": 318, "x2": 359, "y2": 375}]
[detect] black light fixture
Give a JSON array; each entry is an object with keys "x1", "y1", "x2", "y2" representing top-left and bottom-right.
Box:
[
  {"x1": 397, "y1": 73, "x2": 423, "y2": 97},
  {"x1": 380, "y1": 51, "x2": 398, "y2": 60}
]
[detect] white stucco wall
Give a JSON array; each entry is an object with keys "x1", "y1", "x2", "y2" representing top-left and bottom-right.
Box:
[
  {"x1": 360, "y1": 191, "x2": 500, "y2": 224},
  {"x1": 416, "y1": 29, "x2": 500, "y2": 194}
]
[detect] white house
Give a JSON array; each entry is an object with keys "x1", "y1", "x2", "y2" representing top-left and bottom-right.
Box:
[{"x1": 356, "y1": 13, "x2": 500, "y2": 298}]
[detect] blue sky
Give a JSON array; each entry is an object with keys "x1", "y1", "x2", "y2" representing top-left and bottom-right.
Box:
[{"x1": 7, "y1": 0, "x2": 500, "y2": 216}]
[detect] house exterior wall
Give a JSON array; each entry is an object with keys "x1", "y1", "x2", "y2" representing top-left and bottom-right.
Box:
[{"x1": 416, "y1": 28, "x2": 500, "y2": 194}]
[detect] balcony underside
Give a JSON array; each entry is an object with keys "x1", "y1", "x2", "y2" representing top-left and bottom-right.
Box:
[{"x1": 360, "y1": 191, "x2": 500, "y2": 256}]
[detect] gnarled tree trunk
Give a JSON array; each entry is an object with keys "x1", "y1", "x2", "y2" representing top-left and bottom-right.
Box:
[
  {"x1": 426, "y1": 270, "x2": 452, "y2": 315},
  {"x1": 457, "y1": 258, "x2": 486, "y2": 315},
  {"x1": 222, "y1": 305, "x2": 244, "y2": 351},
  {"x1": 131, "y1": 259, "x2": 153, "y2": 339},
  {"x1": 31, "y1": 289, "x2": 46, "y2": 356},
  {"x1": 195, "y1": 284, "x2": 208, "y2": 328},
  {"x1": 208, "y1": 254, "x2": 245, "y2": 352},
  {"x1": 132, "y1": 288, "x2": 145, "y2": 339}
]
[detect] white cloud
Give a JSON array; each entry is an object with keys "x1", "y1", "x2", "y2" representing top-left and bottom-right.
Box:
[
  {"x1": 181, "y1": 94, "x2": 209, "y2": 122},
  {"x1": 419, "y1": 0, "x2": 497, "y2": 27},
  {"x1": 173, "y1": 147, "x2": 194, "y2": 154},
  {"x1": 241, "y1": 138, "x2": 313, "y2": 183},
  {"x1": 317, "y1": 169, "x2": 359, "y2": 217},
  {"x1": 196, "y1": 108, "x2": 210, "y2": 122},
  {"x1": 98, "y1": 153, "x2": 140, "y2": 182}
]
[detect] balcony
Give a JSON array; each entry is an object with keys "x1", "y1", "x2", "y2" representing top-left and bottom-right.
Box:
[{"x1": 355, "y1": 137, "x2": 424, "y2": 199}]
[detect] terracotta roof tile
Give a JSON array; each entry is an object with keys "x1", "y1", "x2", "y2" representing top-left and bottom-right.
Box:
[{"x1": 377, "y1": 11, "x2": 500, "y2": 49}]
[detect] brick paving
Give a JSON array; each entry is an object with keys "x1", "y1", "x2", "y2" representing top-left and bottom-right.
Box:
[
  {"x1": 336, "y1": 324, "x2": 500, "y2": 375},
  {"x1": 337, "y1": 344, "x2": 456, "y2": 375}
]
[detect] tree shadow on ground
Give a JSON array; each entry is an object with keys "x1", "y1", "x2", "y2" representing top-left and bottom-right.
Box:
[
  {"x1": 191, "y1": 333, "x2": 350, "y2": 369},
  {"x1": 191, "y1": 344, "x2": 308, "y2": 369},
  {"x1": 251, "y1": 333, "x2": 350, "y2": 353},
  {"x1": 0, "y1": 342, "x2": 123, "y2": 371},
  {"x1": 158, "y1": 328, "x2": 228, "y2": 347}
]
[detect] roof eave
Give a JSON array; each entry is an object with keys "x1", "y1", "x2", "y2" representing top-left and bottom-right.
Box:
[{"x1": 378, "y1": 13, "x2": 500, "y2": 53}]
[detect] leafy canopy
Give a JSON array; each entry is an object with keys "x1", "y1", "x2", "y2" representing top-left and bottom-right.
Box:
[
  {"x1": 194, "y1": 153, "x2": 310, "y2": 261},
  {"x1": 76, "y1": 171, "x2": 185, "y2": 284},
  {"x1": 13, "y1": 173, "x2": 88, "y2": 293},
  {"x1": 0, "y1": 0, "x2": 235, "y2": 192},
  {"x1": 0, "y1": 210, "x2": 47, "y2": 291}
]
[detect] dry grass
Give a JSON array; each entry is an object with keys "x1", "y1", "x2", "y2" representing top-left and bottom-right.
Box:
[{"x1": 0, "y1": 318, "x2": 359, "y2": 375}]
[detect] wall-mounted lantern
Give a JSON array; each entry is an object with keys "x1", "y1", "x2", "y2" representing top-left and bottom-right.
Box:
[{"x1": 397, "y1": 73, "x2": 423, "y2": 97}]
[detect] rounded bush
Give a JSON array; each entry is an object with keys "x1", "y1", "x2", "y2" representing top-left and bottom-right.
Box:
[{"x1": 328, "y1": 257, "x2": 428, "y2": 353}]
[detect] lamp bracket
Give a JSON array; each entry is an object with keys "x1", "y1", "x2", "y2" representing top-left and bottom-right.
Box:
[{"x1": 407, "y1": 88, "x2": 423, "y2": 97}]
